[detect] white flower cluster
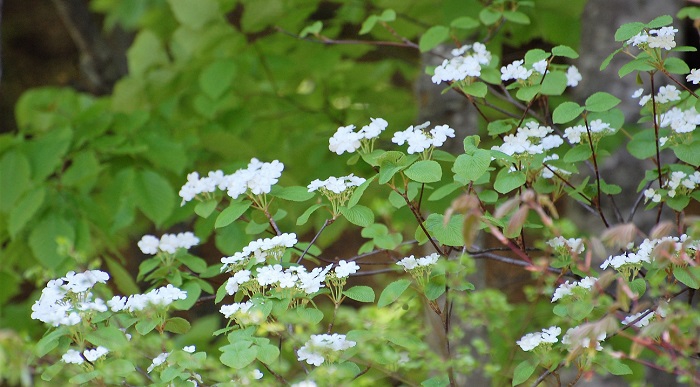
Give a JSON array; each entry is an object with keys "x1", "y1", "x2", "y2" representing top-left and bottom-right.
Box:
[
  {"x1": 297, "y1": 333, "x2": 357, "y2": 366},
  {"x1": 501, "y1": 59, "x2": 532, "y2": 81},
  {"x1": 627, "y1": 26, "x2": 678, "y2": 51},
  {"x1": 491, "y1": 121, "x2": 563, "y2": 158},
  {"x1": 566, "y1": 65, "x2": 582, "y2": 87},
  {"x1": 178, "y1": 158, "x2": 284, "y2": 205},
  {"x1": 108, "y1": 284, "x2": 187, "y2": 313},
  {"x1": 688, "y1": 68, "x2": 700, "y2": 84},
  {"x1": 551, "y1": 276, "x2": 598, "y2": 302},
  {"x1": 254, "y1": 264, "x2": 333, "y2": 295},
  {"x1": 31, "y1": 270, "x2": 110, "y2": 327},
  {"x1": 516, "y1": 326, "x2": 561, "y2": 351},
  {"x1": 547, "y1": 236, "x2": 585, "y2": 254},
  {"x1": 644, "y1": 171, "x2": 700, "y2": 203},
  {"x1": 601, "y1": 235, "x2": 698, "y2": 277},
  {"x1": 334, "y1": 260, "x2": 360, "y2": 278},
  {"x1": 220, "y1": 301, "x2": 254, "y2": 320},
  {"x1": 137, "y1": 232, "x2": 199, "y2": 255},
  {"x1": 220, "y1": 233, "x2": 298, "y2": 272},
  {"x1": 396, "y1": 253, "x2": 440, "y2": 271},
  {"x1": 659, "y1": 107, "x2": 700, "y2": 135},
  {"x1": 431, "y1": 43, "x2": 492, "y2": 84},
  {"x1": 62, "y1": 346, "x2": 109, "y2": 364},
  {"x1": 391, "y1": 122, "x2": 455, "y2": 154},
  {"x1": 563, "y1": 119, "x2": 615, "y2": 144},
  {"x1": 633, "y1": 85, "x2": 682, "y2": 107},
  {"x1": 328, "y1": 118, "x2": 388, "y2": 155},
  {"x1": 307, "y1": 174, "x2": 366, "y2": 194},
  {"x1": 147, "y1": 352, "x2": 170, "y2": 373},
  {"x1": 500, "y1": 59, "x2": 580, "y2": 87},
  {"x1": 541, "y1": 154, "x2": 571, "y2": 179},
  {"x1": 561, "y1": 326, "x2": 606, "y2": 351},
  {"x1": 621, "y1": 308, "x2": 666, "y2": 328}
]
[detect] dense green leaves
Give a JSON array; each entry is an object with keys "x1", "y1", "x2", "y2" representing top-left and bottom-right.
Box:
[{"x1": 134, "y1": 169, "x2": 176, "y2": 226}]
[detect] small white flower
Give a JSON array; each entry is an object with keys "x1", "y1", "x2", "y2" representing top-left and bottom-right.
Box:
[
  {"x1": 687, "y1": 69, "x2": 700, "y2": 84},
  {"x1": 147, "y1": 352, "x2": 170, "y2": 373},
  {"x1": 62, "y1": 349, "x2": 85, "y2": 364},
  {"x1": 501, "y1": 59, "x2": 532, "y2": 81},
  {"x1": 138, "y1": 235, "x2": 160, "y2": 255},
  {"x1": 183, "y1": 345, "x2": 196, "y2": 353},
  {"x1": 335, "y1": 260, "x2": 360, "y2": 278},
  {"x1": 566, "y1": 66, "x2": 582, "y2": 87},
  {"x1": 329, "y1": 125, "x2": 362, "y2": 155},
  {"x1": 517, "y1": 326, "x2": 561, "y2": 351},
  {"x1": 83, "y1": 346, "x2": 109, "y2": 362},
  {"x1": 252, "y1": 369, "x2": 264, "y2": 379}
]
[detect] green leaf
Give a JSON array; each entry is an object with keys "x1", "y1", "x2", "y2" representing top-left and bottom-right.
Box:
[
  {"x1": 672, "y1": 141, "x2": 700, "y2": 166},
  {"x1": 494, "y1": 168, "x2": 526, "y2": 194},
  {"x1": 503, "y1": 10, "x2": 530, "y2": 24},
  {"x1": 194, "y1": 199, "x2": 218, "y2": 218},
  {"x1": 450, "y1": 16, "x2": 479, "y2": 29},
  {"x1": 629, "y1": 278, "x2": 647, "y2": 296},
  {"x1": 256, "y1": 343, "x2": 280, "y2": 364},
  {"x1": 614, "y1": 21, "x2": 645, "y2": 41},
  {"x1": 627, "y1": 130, "x2": 657, "y2": 159},
  {"x1": 296, "y1": 203, "x2": 326, "y2": 226},
  {"x1": 512, "y1": 360, "x2": 537, "y2": 386},
  {"x1": 378, "y1": 9, "x2": 396, "y2": 22},
  {"x1": 8, "y1": 186, "x2": 45, "y2": 238},
  {"x1": 552, "y1": 45, "x2": 579, "y2": 58},
  {"x1": 172, "y1": 281, "x2": 202, "y2": 310},
  {"x1": 618, "y1": 57, "x2": 655, "y2": 77},
  {"x1": 270, "y1": 185, "x2": 315, "y2": 202},
  {"x1": 127, "y1": 30, "x2": 169, "y2": 76},
  {"x1": 595, "y1": 357, "x2": 633, "y2": 375},
  {"x1": 419, "y1": 25, "x2": 449, "y2": 52},
  {"x1": 663, "y1": 57, "x2": 691, "y2": 74},
  {"x1": 343, "y1": 286, "x2": 375, "y2": 303},
  {"x1": 69, "y1": 371, "x2": 100, "y2": 385},
  {"x1": 646, "y1": 15, "x2": 673, "y2": 28},
  {"x1": 673, "y1": 266, "x2": 700, "y2": 289},
  {"x1": 564, "y1": 144, "x2": 593, "y2": 163},
  {"x1": 359, "y1": 15, "x2": 378, "y2": 35},
  {"x1": 136, "y1": 318, "x2": 159, "y2": 335},
  {"x1": 552, "y1": 102, "x2": 584, "y2": 124},
  {"x1": 429, "y1": 182, "x2": 461, "y2": 201},
  {"x1": 487, "y1": 120, "x2": 514, "y2": 136},
  {"x1": 0, "y1": 150, "x2": 31, "y2": 213},
  {"x1": 299, "y1": 21, "x2": 322, "y2": 37},
  {"x1": 29, "y1": 214, "x2": 74, "y2": 270},
  {"x1": 164, "y1": 317, "x2": 191, "y2": 334},
  {"x1": 540, "y1": 71, "x2": 568, "y2": 96},
  {"x1": 215, "y1": 201, "x2": 251, "y2": 228},
  {"x1": 24, "y1": 127, "x2": 72, "y2": 181},
  {"x1": 378, "y1": 279, "x2": 412, "y2": 307},
  {"x1": 199, "y1": 59, "x2": 237, "y2": 100},
  {"x1": 340, "y1": 205, "x2": 374, "y2": 227},
  {"x1": 516, "y1": 84, "x2": 541, "y2": 102},
  {"x1": 524, "y1": 49, "x2": 549, "y2": 66},
  {"x1": 105, "y1": 256, "x2": 140, "y2": 295},
  {"x1": 85, "y1": 325, "x2": 129, "y2": 350},
  {"x1": 220, "y1": 342, "x2": 257, "y2": 369},
  {"x1": 106, "y1": 359, "x2": 135, "y2": 376},
  {"x1": 479, "y1": 8, "x2": 502, "y2": 25},
  {"x1": 295, "y1": 307, "x2": 324, "y2": 324},
  {"x1": 462, "y1": 81, "x2": 487, "y2": 97},
  {"x1": 168, "y1": 0, "x2": 219, "y2": 29},
  {"x1": 36, "y1": 328, "x2": 67, "y2": 357},
  {"x1": 60, "y1": 150, "x2": 100, "y2": 189},
  {"x1": 600, "y1": 47, "x2": 623, "y2": 71},
  {"x1": 599, "y1": 180, "x2": 622, "y2": 195},
  {"x1": 425, "y1": 213, "x2": 464, "y2": 246},
  {"x1": 134, "y1": 169, "x2": 175, "y2": 226},
  {"x1": 378, "y1": 151, "x2": 414, "y2": 184},
  {"x1": 41, "y1": 362, "x2": 64, "y2": 381},
  {"x1": 585, "y1": 92, "x2": 621, "y2": 112},
  {"x1": 347, "y1": 174, "x2": 377, "y2": 208},
  {"x1": 405, "y1": 160, "x2": 442, "y2": 183},
  {"x1": 453, "y1": 150, "x2": 491, "y2": 182},
  {"x1": 422, "y1": 376, "x2": 450, "y2": 387}
]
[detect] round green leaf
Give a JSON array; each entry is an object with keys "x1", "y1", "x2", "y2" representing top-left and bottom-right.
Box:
[
  {"x1": 552, "y1": 102, "x2": 584, "y2": 124},
  {"x1": 215, "y1": 201, "x2": 251, "y2": 228},
  {"x1": 343, "y1": 286, "x2": 376, "y2": 303},
  {"x1": 340, "y1": 205, "x2": 374, "y2": 227},
  {"x1": 419, "y1": 25, "x2": 449, "y2": 52},
  {"x1": 378, "y1": 279, "x2": 412, "y2": 307},
  {"x1": 404, "y1": 160, "x2": 442, "y2": 183}
]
